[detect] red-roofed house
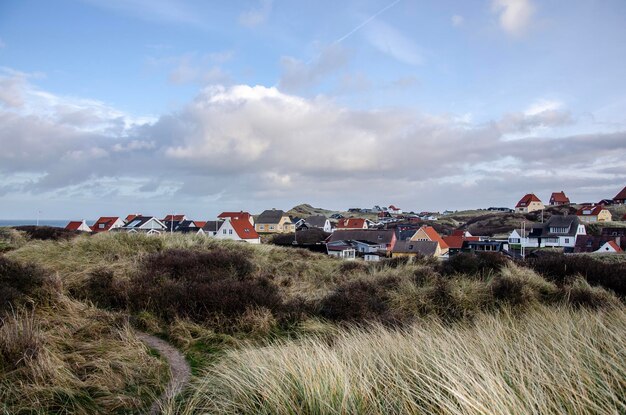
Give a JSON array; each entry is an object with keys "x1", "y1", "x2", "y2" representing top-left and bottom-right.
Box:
[
  {"x1": 442, "y1": 232, "x2": 480, "y2": 255},
  {"x1": 594, "y1": 240, "x2": 623, "y2": 253},
  {"x1": 194, "y1": 221, "x2": 207, "y2": 229},
  {"x1": 515, "y1": 193, "x2": 544, "y2": 213},
  {"x1": 162, "y1": 214, "x2": 187, "y2": 222},
  {"x1": 218, "y1": 211, "x2": 254, "y2": 226},
  {"x1": 614, "y1": 186, "x2": 626, "y2": 204},
  {"x1": 549, "y1": 191, "x2": 570, "y2": 206},
  {"x1": 65, "y1": 220, "x2": 91, "y2": 232},
  {"x1": 336, "y1": 218, "x2": 368, "y2": 230},
  {"x1": 388, "y1": 205, "x2": 403, "y2": 214},
  {"x1": 215, "y1": 218, "x2": 260, "y2": 244},
  {"x1": 125, "y1": 214, "x2": 141, "y2": 224},
  {"x1": 410, "y1": 225, "x2": 449, "y2": 256},
  {"x1": 576, "y1": 205, "x2": 612, "y2": 223},
  {"x1": 92, "y1": 217, "x2": 125, "y2": 233}
]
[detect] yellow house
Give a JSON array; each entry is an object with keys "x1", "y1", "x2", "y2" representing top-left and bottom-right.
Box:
[
  {"x1": 515, "y1": 193, "x2": 544, "y2": 213},
  {"x1": 576, "y1": 205, "x2": 612, "y2": 223},
  {"x1": 392, "y1": 240, "x2": 441, "y2": 258},
  {"x1": 255, "y1": 209, "x2": 295, "y2": 233},
  {"x1": 409, "y1": 226, "x2": 449, "y2": 256}
]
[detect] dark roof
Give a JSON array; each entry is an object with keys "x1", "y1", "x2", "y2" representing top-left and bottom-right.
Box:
[
  {"x1": 528, "y1": 215, "x2": 580, "y2": 238},
  {"x1": 396, "y1": 229, "x2": 417, "y2": 241},
  {"x1": 256, "y1": 209, "x2": 287, "y2": 224},
  {"x1": 123, "y1": 216, "x2": 162, "y2": 229},
  {"x1": 574, "y1": 235, "x2": 626, "y2": 253},
  {"x1": 614, "y1": 186, "x2": 626, "y2": 201},
  {"x1": 202, "y1": 221, "x2": 222, "y2": 232},
  {"x1": 328, "y1": 229, "x2": 395, "y2": 245},
  {"x1": 576, "y1": 205, "x2": 606, "y2": 216},
  {"x1": 305, "y1": 215, "x2": 328, "y2": 228},
  {"x1": 392, "y1": 240, "x2": 438, "y2": 256}
]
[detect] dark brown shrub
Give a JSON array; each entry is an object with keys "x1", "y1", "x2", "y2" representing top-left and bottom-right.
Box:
[
  {"x1": 377, "y1": 256, "x2": 411, "y2": 269},
  {"x1": 490, "y1": 275, "x2": 534, "y2": 307},
  {"x1": 339, "y1": 260, "x2": 369, "y2": 274},
  {"x1": 440, "y1": 252, "x2": 509, "y2": 276},
  {"x1": 0, "y1": 257, "x2": 58, "y2": 313},
  {"x1": 73, "y1": 268, "x2": 128, "y2": 309},
  {"x1": 12, "y1": 226, "x2": 81, "y2": 241},
  {"x1": 319, "y1": 276, "x2": 400, "y2": 322},
  {"x1": 561, "y1": 279, "x2": 618, "y2": 309}
]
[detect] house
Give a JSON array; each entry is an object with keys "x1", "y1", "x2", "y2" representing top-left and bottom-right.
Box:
[
  {"x1": 391, "y1": 240, "x2": 440, "y2": 258},
  {"x1": 594, "y1": 240, "x2": 623, "y2": 254},
  {"x1": 255, "y1": 209, "x2": 295, "y2": 233},
  {"x1": 65, "y1": 220, "x2": 91, "y2": 232},
  {"x1": 515, "y1": 193, "x2": 544, "y2": 213},
  {"x1": 216, "y1": 218, "x2": 260, "y2": 244},
  {"x1": 330, "y1": 213, "x2": 344, "y2": 220},
  {"x1": 336, "y1": 218, "x2": 368, "y2": 230},
  {"x1": 613, "y1": 186, "x2": 626, "y2": 204},
  {"x1": 124, "y1": 214, "x2": 141, "y2": 224},
  {"x1": 574, "y1": 227, "x2": 626, "y2": 253},
  {"x1": 327, "y1": 229, "x2": 396, "y2": 254},
  {"x1": 218, "y1": 211, "x2": 254, "y2": 226},
  {"x1": 409, "y1": 226, "x2": 449, "y2": 256},
  {"x1": 326, "y1": 241, "x2": 356, "y2": 260},
  {"x1": 162, "y1": 214, "x2": 187, "y2": 222},
  {"x1": 171, "y1": 220, "x2": 200, "y2": 234},
  {"x1": 549, "y1": 191, "x2": 570, "y2": 206},
  {"x1": 463, "y1": 240, "x2": 509, "y2": 253},
  {"x1": 119, "y1": 216, "x2": 167, "y2": 235},
  {"x1": 194, "y1": 221, "x2": 207, "y2": 229},
  {"x1": 597, "y1": 199, "x2": 615, "y2": 206},
  {"x1": 200, "y1": 221, "x2": 222, "y2": 237},
  {"x1": 301, "y1": 215, "x2": 332, "y2": 233},
  {"x1": 442, "y1": 230, "x2": 480, "y2": 255},
  {"x1": 576, "y1": 205, "x2": 612, "y2": 223},
  {"x1": 388, "y1": 205, "x2": 403, "y2": 214},
  {"x1": 488, "y1": 207, "x2": 514, "y2": 212},
  {"x1": 518, "y1": 215, "x2": 586, "y2": 250},
  {"x1": 92, "y1": 216, "x2": 125, "y2": 233}
]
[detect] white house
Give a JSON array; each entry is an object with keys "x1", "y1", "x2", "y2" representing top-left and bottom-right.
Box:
[
  {"x1": 64, "y1": 220, "x2": 92, "y2": 232},
  {"x1": 509, "y1": 215, "x2": 585, "y2": 249},
  {"x1": 119, "y1": 216, "x2": 167, "y2": 235},
  {"x1": 594, "y1": 241, "x2": 623, "y2": 254},
  {"x1": 215, "y1": 218, "x2": 260, "y2": 244}
]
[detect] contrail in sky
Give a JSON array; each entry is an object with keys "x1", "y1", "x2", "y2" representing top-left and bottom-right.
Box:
[{"x1": 334, "y1": 0, "x2": 402, "y2": 44}]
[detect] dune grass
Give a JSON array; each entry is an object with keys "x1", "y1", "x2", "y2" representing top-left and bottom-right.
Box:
[{"x1": 175, "y1": 306, "x2": 626, "y2": 415}]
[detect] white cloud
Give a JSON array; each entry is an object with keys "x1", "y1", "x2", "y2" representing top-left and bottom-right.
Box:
[
  {"x1": 239, "y1": 0, "x2": 273, "y2": 28},
  {"x1": 491, "y1": 0, "x2": 535, "y2": 36},
  {"x1": 362, "y1": 19, "x2": 423, "y2": 66},
  {"x1": 451, "y1": 15, "x2": 464, "y2": 27}
]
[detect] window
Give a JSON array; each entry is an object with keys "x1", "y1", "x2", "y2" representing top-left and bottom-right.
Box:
[
  {"x1": 99, "y1": 223, "x2": 105, "y2": 229},
  {"x1": 564, "y1": 238, "x2": 569, "y2": 244},
  {"x1": 378, "y1": 235, "x2": 382, "y2": 240},
  {"x1": 229, "y1": 229, "x2": 233, "y2": 235},
  {"x1": 270, "y1": 226, "x2": 275, "y2": 230},
  {"x1": 223, "y1": 229, "x2": 227, "y2": 234}
]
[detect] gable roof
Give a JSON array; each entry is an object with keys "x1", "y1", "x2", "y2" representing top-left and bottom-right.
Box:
[
  {"x1": 125, "y1": 214, "x2": 141, "y2": 223},
  {"x1": 202, "y1": 221, "x2": 222, "y2": 233},
  {"x1": 417, "y1": 226, "x2": 449, "y2": 250},
  {"x1": 614, "y1": 186, "x2": 626, "y2": 201},
  {"x1": 305, "y1": 215, "x2": 328, "y2": 228},
  {"x1": 392, "y1": 240, "x2": 438, "y2": 256},
  {"x1": 516, "y1": 193, "x2": 542, "y2": 208},
  {"x1": 442, "y1": 235, "x2": 480, "y2": 249},
  {"x1": 256, "y1": 209, "x2": 287, "y2": 224},
  {"x1": 92, "y1": 216, "x2": 122, "y2": 232},
  {"x1": 162, "y1": 214, "x2": 186, "y2": 222},
  {"x1": 123, "y1": 216, "x2": 166, "y2": 229},
  {"x1": 194, "y1": 221, "x2": 207, "y2": 228},
  {"x1": 218, "y1": 211, "x2": 251, "y2": 221},
  {"x1": 230, "y1": 218, "x2": 259, "y2": 239},
  {"x1": 550, "y1": 191, "x2": 570, "y2": 204},
  {"x1": 65, "y1": 221, "x2": 88, "y2": 231},
  {"x1": 336, "y1": 218, "x2": 366, "y2": 229},
  {"x1": 608, "y1": 241, "x2": 623, "y2": 252},
  {"x1": 328, "y1": 229, "x2": 395, "y2": 245},
  {"x1": 529, "y1": 215, "x2": 580, "y2": 237},
  {"x1": 576, "y1": 205, "x2": 605, "y2": 216}
]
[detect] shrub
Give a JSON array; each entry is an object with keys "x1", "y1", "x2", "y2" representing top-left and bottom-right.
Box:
[
  {"x1": 440, "y1": 252, "x2": 509, "y2": 276},
  {"x1": 339, "y1": 260, "x2": 369, "y2": 274},
  {"x1": 74, "y1": 268, "x2": 128, "y2": 310},
  {"x1": 561, "y1": 278, "x2": 619, "y2": 309},
  {"x1": 319, "y1": 277, "x2": 400, "y2": 322},
  {"x1": 0, "y1": 310, "x2": 43, "y2": 373},
  {"x1": 128, "y1": 248, "x2": 282, "y2": 322},
  {"x1": 376, "y1": 256, "x2": 411, "y2": 269},
  {"x1": 524, "y1": 253, "x2": 626, "y2": 297},
  {"x1": 0, "y1": 257, "x2": 58, "y2": 313},
  {"x1": 13, "y1": 225, "x2": 81, "y2": 241}
]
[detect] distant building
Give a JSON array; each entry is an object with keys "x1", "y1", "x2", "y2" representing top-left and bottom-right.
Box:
[
  {"x1": 218, "y1": 211, "x2": 254, "y2": 226},
  {"x1": 613, "y1": 186, "x2": 626, "y2": 204},
  {"x1": 92, "y1": 217, "x2": 125, "y2": 233},
  {"x1": 64, "y1": 220, "x2": 91, "y2": 232},
  {"x1": 549, "y1": 191, "x2": 570, "y2": 206},
  {"x1": 515, "y1": 193, "x2": 544, "y2": 213},
  {"x1": 255, "y1": 209, "x2": 295, "y2": 233},
  {"x1": 409, "y1": 226, "x2": 449, "y2": 256},
  {"x1": 119, "y1": 216, "x2": 167, "y2": 235},
  {"x1": 336, "y1": 218, "x2": 368, "y2": 230},
  {"x1": 511, "y1": 215, "x2": 586, "y2": 250},
  {"x1": 391, "y1": 240, "x2": 440, "y2": 258},
  {"x1": 576, "y1": 205, "x2": 612, "y2": 223},
  {"x1": 216, "y1": 217, "x2": 260, "y2": 243}
]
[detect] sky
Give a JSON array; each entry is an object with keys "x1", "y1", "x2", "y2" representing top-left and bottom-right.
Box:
[{"x1": 1, "y1": 0, "x2": 626, "y2": 219}]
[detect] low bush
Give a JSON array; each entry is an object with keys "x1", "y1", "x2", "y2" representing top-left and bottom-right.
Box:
[
  {"x1": 73, "y1": 268, "x2": 128, "y2": 310},
  {"x1": 0, "y1": 310, "x2": 42, "y2": 373},
  {"x1": 0, "y1": 257, "x2": 59, "y2": 313},
  {"x1": 128, "y1": 248, "x2": 282, "y2": 322},
  {"x1": 524, "y1": 253, "x2": 626, "y2": 297},
  {"x1": 13, "y1": 225, "x2": 81, "y2": 241},
  {"x1": 440, "y1": 252, "x2": 509, "y2": 276}
]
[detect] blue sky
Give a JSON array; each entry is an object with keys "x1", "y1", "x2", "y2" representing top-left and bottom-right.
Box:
[{"x1": 1, "y1": 0, "x2": 625, "y2": 219}]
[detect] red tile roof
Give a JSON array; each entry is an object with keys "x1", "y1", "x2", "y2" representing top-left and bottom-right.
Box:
[
  {"x1": 92, "y1": 217, "x2": 121, "y2": 233},
  {"x1": 614, "y1": 186, "x2": 626, "y2": 201},
  {"x1": 442, "y1": 235, "x2": 480, "y2": 249},
  {"x1": 194, "y1": 221, "x2": 207, "y2": 228},
  {"x1": 125, "y1": 214, "x2": 141, "y2": 223},
  {"x1": 516, "y1": 193, "x2": 542, "y2": 208},
  {"x1": 218, "y1": 211, "x2": 251, "y2": 221},
  {"x1": 550, "y1": 191, "x2": 570, "y2": 204},
  {"x1": 337, "y1": 218, "x2": 366, "y2": 229},
  {"x1": 420, "y1": 226, "x2": 449, "y2": 250},
  {"x1": 65, "y1": 221, "x2": 87, "y2": 231},
  {"x1": 230, "y1": 218, "x2": 259, "y2": 239},
  {"x1": 576, "y1": 205, "x2": 604, "y2": 216},
  {"x1": 162, "y1": 214, "x2": 186, "y2": 221},
  {"x1": 608, "y1": 240, "x2": 623, "y2": 252}
]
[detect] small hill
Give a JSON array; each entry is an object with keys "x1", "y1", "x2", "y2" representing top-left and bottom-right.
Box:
[
  {"x1": 464, "y1": 213, "x2": 533, "y2": 236},
  {"x1": 288, "y1": 204, "x2": 336, "y2": 217}
]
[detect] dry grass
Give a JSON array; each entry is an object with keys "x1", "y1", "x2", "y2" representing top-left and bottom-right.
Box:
[{"x1": 175, "y1": 306, "x2": 626, "y2": 415}]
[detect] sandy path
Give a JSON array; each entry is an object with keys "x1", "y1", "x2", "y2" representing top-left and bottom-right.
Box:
[{"x1": 137, "y1": 332, "x2": 192, "y2": 415}]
